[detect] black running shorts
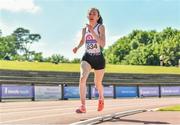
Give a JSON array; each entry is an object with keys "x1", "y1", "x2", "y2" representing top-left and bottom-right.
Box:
[{"x1": 82, "y1": 52, "x2": 105, "y2": 70}]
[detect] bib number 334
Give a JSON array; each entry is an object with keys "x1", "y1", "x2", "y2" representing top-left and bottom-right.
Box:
[{"x1": 87, "y1": 43, "x2": 97, "y2": 50}]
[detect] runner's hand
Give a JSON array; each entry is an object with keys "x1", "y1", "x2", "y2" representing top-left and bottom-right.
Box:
[{"x1": 73, "y1": 47, "x2": 78, "y2": 54}]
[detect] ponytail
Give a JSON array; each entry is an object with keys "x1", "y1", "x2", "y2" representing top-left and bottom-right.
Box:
[{"x1": 97, "y1": 16, "x2": 103, "y2": 24}]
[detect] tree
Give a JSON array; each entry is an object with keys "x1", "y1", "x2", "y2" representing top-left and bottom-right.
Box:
[
  {"x1": 0, "y1": 35, "x2": 17, "y2": 59},
  {"x1": 105, "y1": 27, "x2": 180, "y2": 66},
  {"x1": 104, "y1": 36, "x2": 131, "y2": 64},
  {"x1": 12, "y1": 27, "x2": 41, "y2": 60},
  {"x1": 0, "y1": 29, "x2": 2, "y2": 36},
  {"x1": 50, "y1": 54, "x2": 69, "y2": 64},
  {"x1": 33, "y1": 52, "x2": 44, "y2": 62},
  {"x1": 71, "y1": 58, "x2": 81, "y2": 63}
]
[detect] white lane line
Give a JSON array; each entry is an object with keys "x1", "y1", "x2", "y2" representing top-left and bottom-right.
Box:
[
  {"x1": 0, "y1": 105, "x2": 79, "y2": 113},
  {"x1": 0, "y1": 106, "x2": 128, "y2": 124},
  {"x1": 0, "y1": 101, "x2": 100, "y2": 112},
  {"x1": 1, "y1": 103, "x2": 134, "y2": 114},
  {"x1": 0, "y1": 100, "x2": 107, "y2": 111},
  {"x1": 0, "y1": 102, "x2": 80, "y2": 109},
  {"x1": 1, "y1": 105, "x2": 98, "y2": 115},
  {"x1": 2, "y1": 101, "x2": 176, "y2": 115},
  {"x1": 0, "y1": 99, "x2": 140, "y2": 108},
  {"x1": 0, "y1": 112, "x2": 74, "y2": 124},
  {"x1": 1, "y1": 104, "x2": 132, "y2": 116},
  {"x1": 2, "y1": 100, "x2": 178, "y2": 114},
  {"x1": 1, "y1": 98, "x2": 176, "y2": 109},
  {"x1": 1, "y1": 103, "x2": 79, "y2": 110},
  {"x1": 1, "y1": 101, "x2": 179, "y2": 123}
]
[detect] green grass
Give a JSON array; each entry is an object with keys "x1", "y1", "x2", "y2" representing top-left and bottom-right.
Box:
[
  {"x1": 0, "y1": 60, "x2": 180, "y2": 74},
  {"x1": 159, "y1": 105, "x2": 180, "y2": 111}
]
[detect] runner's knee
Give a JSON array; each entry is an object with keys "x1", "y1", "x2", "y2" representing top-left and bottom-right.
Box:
[
  {"x1": 94, "y1": 82, "x2": 103, "y2": 90},
  {"x1": 80, "y1": 75, "x2": 87, "y2": 83}
]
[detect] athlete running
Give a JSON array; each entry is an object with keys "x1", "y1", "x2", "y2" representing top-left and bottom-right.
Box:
[{"x1": 73, "y1": 8, "x2": 106, "y2": 113}]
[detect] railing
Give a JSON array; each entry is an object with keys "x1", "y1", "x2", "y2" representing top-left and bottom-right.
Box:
[{"x1": 0, "y1": 69, "x2": 180, "y2": 102}]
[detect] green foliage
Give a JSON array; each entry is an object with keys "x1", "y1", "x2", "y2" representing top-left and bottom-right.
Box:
[
  {"x1": 71, "y1": 58, "x2": 81, "y2": 63},
  {"x1": 33, "y1": 52, "x2": 44, "y2": 62},
  {"x1": 1, "y1": 27, "x2": 179, "y2": 66},
  {"x1": 105, "y1": 27, "x2": 180, "y2": 66},
  {"x1": 104, "y1": 36, "x2": 131, "y2": 64},
  {"x1": 12, "y1": 27, "x2": 41, "y2": 60},
  {"x1": 50, "y1": 54, "x2": 69, "y2": 64},
  {"x1": 0, "y1": 35, "x2": 17, "y2": 59}
]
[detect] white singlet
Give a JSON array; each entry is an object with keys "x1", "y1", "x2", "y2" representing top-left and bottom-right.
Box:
[{"x1": 84, "y1": 23, "x2": 101, "y2": 54}]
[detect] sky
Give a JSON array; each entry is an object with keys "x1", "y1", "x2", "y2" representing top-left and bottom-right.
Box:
[{"x1": 0, "y1": 0, "x2": 180, "y2": 60}]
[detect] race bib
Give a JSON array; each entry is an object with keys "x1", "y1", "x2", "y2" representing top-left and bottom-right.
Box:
[{"x1": 85, "y1": 33, "x2": 100, "y2": 53}]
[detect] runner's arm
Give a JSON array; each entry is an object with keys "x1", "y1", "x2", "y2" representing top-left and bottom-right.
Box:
[
  {"x1": 90, "y1": 25, "x2": 106, "y2": 48},
  {"x1": 76, "y1": 28, "x2": 86, "y2": 50}
]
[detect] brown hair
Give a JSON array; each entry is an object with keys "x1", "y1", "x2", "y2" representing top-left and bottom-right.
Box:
[{"x1": 88, "y1": 8, "x2": 103, "y2": 24}]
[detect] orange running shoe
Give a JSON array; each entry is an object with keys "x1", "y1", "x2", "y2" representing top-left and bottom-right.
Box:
[
  {"x1": 76, "y1": 105, "x2": 86, "y2": 113},
  {"x1": 97, "y1": 100, "x2": 104, "y2": 111}
]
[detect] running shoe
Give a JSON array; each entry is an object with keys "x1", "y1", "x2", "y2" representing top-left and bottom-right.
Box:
[
  {"x1": 97, "y1": 100, "x2": 104, "y2": 111},
  {"x1": 76, "y1": 105, "x2": 86, "y2": 113}
]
